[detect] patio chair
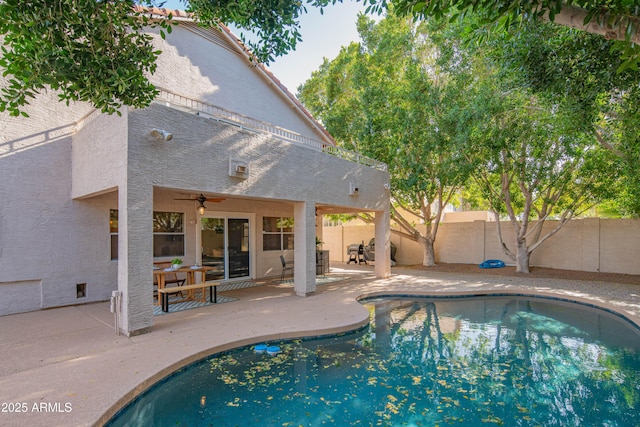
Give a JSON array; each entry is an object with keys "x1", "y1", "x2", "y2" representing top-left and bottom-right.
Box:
[
  {"x1": 280, "y1": 255, "x2": 294, "y2": 282},
  {"x1": 153, "y1": 262, "x2": 186, "y2": 301}
]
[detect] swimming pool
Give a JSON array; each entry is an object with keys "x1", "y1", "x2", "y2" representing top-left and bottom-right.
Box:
[{"x1": 107, "y1": 295, "x2": 640, "y2": 426}]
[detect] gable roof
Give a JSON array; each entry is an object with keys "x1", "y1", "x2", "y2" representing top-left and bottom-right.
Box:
[{"x1": 132, "y1": 6, "x2": 336, "y2": 146}]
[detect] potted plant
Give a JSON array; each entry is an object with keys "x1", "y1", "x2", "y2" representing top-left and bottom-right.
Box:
[
  {"x1": 171, "y1": 258, "x2": 183, "y2": 270},
  {"x1": 315, "y1": 236, "x2": 324, "y2": 248}
]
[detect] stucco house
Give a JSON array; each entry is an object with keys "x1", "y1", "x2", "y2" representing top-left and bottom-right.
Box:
[{"x1": 0, "y1": 8, "x2": 391, "y2": 335}]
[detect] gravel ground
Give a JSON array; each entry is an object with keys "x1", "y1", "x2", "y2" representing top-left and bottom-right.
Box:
[{"x1": 403, "y1": 263, "x2": 640, "y2": 285}]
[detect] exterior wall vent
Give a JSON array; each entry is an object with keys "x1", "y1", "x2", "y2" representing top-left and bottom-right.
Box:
[{"x1": 76, "y1": 283, "x2": 87, "y2": 298}]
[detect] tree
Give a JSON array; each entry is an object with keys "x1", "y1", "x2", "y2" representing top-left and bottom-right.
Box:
[
  {"x1": 377, "y1": 0, "x2": 640, "y2": 68},
  {"x1": 2, "y1": 0, "x2": 639, "y2": 116},
  {"x1": 443, "y1": 17, "x2": 625, "y2": 273},
  {"x1": 482, "y1": 18, "x2": 640, "y2": 218},
  {"x1": 467, "y1": 85, "x2": 619, "y2": 273},
  {"x1": 299, "y1": 14, "x2": 475, "y2": 266}
]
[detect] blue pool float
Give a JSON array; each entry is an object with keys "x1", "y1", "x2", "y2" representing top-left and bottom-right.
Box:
[
  {"x1": 254, "y1": 344, "x2": 268, "y2": 354},
  {"x1": 479, "y1": 259, "x2": 505, "y2": 269},
  {"x1": 267, "y1": 346, "x2": 281, "y2": 356}
]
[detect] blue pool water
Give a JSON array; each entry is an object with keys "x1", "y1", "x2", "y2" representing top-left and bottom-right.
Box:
[{"x1": 107, "y1": 295, "x2": 640, "y2": 426}]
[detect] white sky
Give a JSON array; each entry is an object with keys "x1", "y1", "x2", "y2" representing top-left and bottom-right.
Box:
[{"x1": 157, "y1": 0, "x2": 374, "y2": 93}]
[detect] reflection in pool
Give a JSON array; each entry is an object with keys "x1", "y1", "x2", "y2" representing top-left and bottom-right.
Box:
[{"x1": 107, "y1": 296, "x2": 640, "y2": 426}]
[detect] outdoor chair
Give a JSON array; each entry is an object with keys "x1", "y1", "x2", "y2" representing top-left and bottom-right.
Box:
[
  {"x1": 280, "y1": 255, "x2": 294, "y2": 282},
  {"x1": 153, "y1": 262, "x2": 186, "y2": 301}
]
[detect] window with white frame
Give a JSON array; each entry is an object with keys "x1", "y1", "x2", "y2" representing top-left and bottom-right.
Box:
[{"x1": 262, "y1": 216, "x2": 294, "y2": 251}]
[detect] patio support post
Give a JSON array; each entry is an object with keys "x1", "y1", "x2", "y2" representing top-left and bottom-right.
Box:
[
  {"x1": 315, "y1": 212, "x2": 323, "y2": 248},
  {"x1": 293, "y1": 201, "x2": 316, "y2": 296},
  {"x1": 374, "y1": 209, "x2": 391, "y2": 278},
  {"x1": 117, "y1": 184, "x2": 154, "y2": 335}
]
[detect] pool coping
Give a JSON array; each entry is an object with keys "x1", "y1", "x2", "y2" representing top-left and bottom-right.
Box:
[{"x1": 1, "y1": 266, "x2": 639, "y2": 427}]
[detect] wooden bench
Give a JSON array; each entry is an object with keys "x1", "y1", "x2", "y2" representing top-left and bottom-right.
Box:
[{"x1": 157, "y1": 282, "x2": 223, "y2": 313}]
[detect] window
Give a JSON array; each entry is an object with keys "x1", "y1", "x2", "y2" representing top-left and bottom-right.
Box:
[
  {"x1": 110, "y1": 210, "x2": 185, "y2": 259},
  {"x1": 262, "y1": 216, "x2": 294, "y2": 251},
  {"x1": 153, "y1": 212, "x2": 185, "y2": 257},
  {"x1": 110, "y1": 209, "x2": 118, "y2": 260}
]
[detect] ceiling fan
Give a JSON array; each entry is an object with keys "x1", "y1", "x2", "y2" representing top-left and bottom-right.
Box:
[
  {"x1": 174, "y1": 193, "x2": 225, "y2": 204},
  {"x1": 174, "y1": 193, "x2": 225, "y2": 214}
]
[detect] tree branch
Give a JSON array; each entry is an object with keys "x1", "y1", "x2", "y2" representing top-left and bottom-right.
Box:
[
  {"x1": 541, "y1": 4, "x2": 640, "y2": 45},
  {"x1": 492, "y1": 210, "x2": 516, "y2": 261}
]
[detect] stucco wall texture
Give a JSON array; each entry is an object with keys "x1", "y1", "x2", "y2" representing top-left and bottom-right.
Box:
[{"x1": 324, "y1": 218, "x2": 640, "y2": 275}]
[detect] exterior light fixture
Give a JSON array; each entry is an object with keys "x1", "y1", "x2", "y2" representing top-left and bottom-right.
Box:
[
  {"x1": 150, "y1": 128, "x2": 173, "y2": 141},
  {"x1": 196, "y1": 196, "x2": 206, "y2": 215}
]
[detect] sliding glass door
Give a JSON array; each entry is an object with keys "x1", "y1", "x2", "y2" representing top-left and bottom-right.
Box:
[{"x1": 201, "y1": 215, "x2": 251, "y2": 281}]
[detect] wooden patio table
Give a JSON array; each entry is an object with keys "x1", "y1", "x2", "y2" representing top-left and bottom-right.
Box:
[{"x1": 153, "y1": 265, "x2": 217, "y2": 305}]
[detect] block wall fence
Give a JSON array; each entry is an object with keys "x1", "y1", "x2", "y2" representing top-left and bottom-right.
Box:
[{"x1": 323, "y1": 218, "x2": 640, "y2": 275}]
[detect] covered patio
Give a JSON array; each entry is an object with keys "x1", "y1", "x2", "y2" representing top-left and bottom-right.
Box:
[
  {"x1": 69, "y1": 95, "x2": 392, "y2": 335},
  {"x1": 93, "y1": 183, "x2": 391, "y2": 332}
]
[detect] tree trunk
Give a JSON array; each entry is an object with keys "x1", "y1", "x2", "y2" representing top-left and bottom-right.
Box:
[
  {"x1": 515, "y1": 238, "x2": 530, "y2": 274},
  {"x1": 419, "y1": 235, "x2": 436, "y2": 267}
]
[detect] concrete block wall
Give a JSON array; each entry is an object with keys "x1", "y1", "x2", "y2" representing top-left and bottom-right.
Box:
[{"x1": 328, "y1": 218, "x2": 640, "y2": 275}]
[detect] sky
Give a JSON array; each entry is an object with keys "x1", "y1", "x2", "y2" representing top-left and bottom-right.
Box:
[{"x1": 156, "y1": 0, "x2": 374, "y2": 93}]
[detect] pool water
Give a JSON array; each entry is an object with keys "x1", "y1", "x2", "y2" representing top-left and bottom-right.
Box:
[{"x1": 107, "y1": 296, "x2": 640, "y2": 426}]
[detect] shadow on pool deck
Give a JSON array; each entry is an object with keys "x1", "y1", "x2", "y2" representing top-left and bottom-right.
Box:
[{"x1": 1, "y1": 263, "x2": 639, "y2": 427}]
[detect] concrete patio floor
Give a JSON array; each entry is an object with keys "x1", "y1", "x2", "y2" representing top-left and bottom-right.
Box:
[{"x1": 1, "y1": 264, "x2": 639, "y2": 427}]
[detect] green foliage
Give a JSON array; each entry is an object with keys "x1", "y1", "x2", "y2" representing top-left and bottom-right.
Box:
[
  {"x1": 390, "y1": 0, "x2": 640, "y2": 71},
  {"x1": 438, "y1": 15, "x2": 630, "y2": 268},
  {"x1": 0, "y1": 0, "x2": 168, "y2": 116},
  {"x1": 187, "y1": 0, "x2": 340, "y2": 64},
  {"x1": 298, "y1": 13, "x2": 476, "y2": 261},
  {"x1": 594, "y1": 84, "x2": 640, "y2": 217},
  {"x1": 478, "y1": 19, "x2": 640, "y2": 217},
  {"x1": 2, "y1": 0, "x2": 638, "y2": 116},
  {"x1": 0, "y1": 0, "x2": 339, "y2": 116}
]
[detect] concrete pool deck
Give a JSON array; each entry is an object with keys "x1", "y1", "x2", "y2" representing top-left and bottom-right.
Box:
[{"x1": 1, "y1": 264, "x2": 639, "y2": 427}]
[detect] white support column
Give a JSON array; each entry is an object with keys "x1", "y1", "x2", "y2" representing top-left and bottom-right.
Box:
[
  {"x1": 293, "y1": 201, "x2": 316, "y2": 296},
  {"x1": 315, "y1": 212, "x2": 323, "y2": 247},
  {"x1": 117, "y1": 184, "x2": 154, "y2": 335},
  {"x1": 374, "y1": 209, "x2": 391, "y2": 278}
]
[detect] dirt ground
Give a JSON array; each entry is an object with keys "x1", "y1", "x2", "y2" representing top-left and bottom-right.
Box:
[{"x1": 402, "y1": 263, "x2": 640, "y2": 285}]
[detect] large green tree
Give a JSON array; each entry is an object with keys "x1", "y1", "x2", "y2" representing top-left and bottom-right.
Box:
[
  {"x1": 480, "y1": 18, "x2": 640, "y2": 218},
  {"x1": 1, "y1": 0, "x2": 639, "y2": 116},
  {"x1": 299, "y1": 14, "x2": 476, "y2": 266},
  {"x1": 465, "y1": 80, "x2": 619, "y2": 272},
  {"x1": 445, "y1": 17, "x2": 626, "y2": 272}
]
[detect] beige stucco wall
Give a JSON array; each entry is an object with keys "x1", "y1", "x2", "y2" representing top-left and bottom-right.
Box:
[
  {"x1": 442, "y1": 211, "x2": 493, "y2": 223},
  {"x1": 0, "y1": 77, "x2": 113, "y2": 315},
  {"x1": 148, "y1": 23, "x2": 325, "y2": 141},
  {"x1": 328, "y1": 218, "x2": 640, "y2": 275}
]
